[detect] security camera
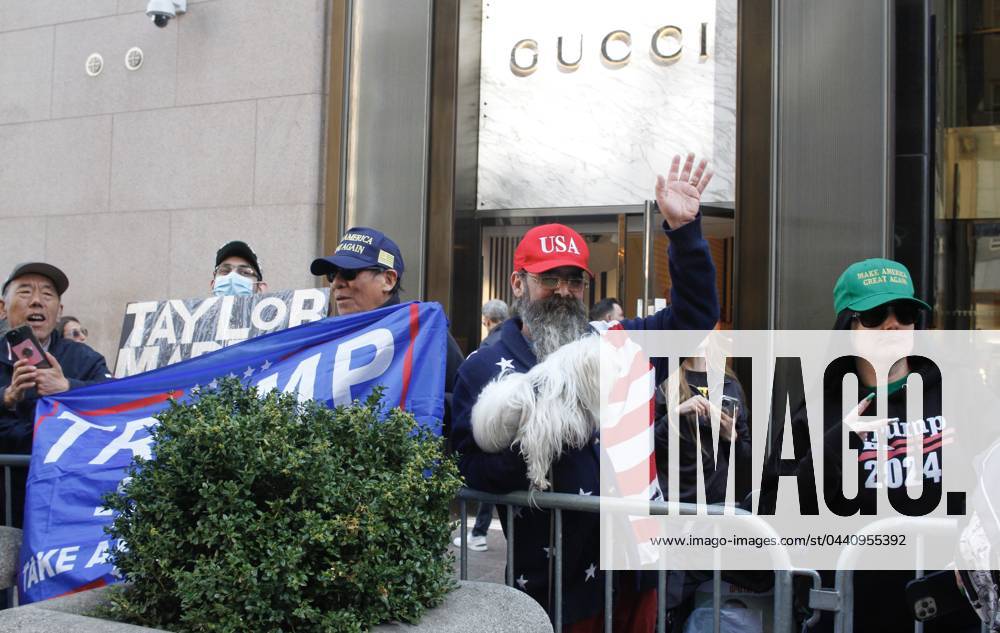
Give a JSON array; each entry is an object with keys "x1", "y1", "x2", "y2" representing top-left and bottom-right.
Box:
[{"x1": 146, "y1": 0, "x2": 186, "y2": 28}]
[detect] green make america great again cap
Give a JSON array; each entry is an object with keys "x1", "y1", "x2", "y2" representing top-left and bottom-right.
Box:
[{"x1": 833, "y1": 258, "x2": 932, "y2": 314}]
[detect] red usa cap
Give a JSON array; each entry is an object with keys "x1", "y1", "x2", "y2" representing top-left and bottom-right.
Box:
[{"x1": 514, "y1": 224, "x2": 592, "y2": 276}]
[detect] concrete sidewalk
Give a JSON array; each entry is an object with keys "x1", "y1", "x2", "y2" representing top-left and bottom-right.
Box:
[{"x1": 450, "y1": 517, "x2": 507, "y2": 584}]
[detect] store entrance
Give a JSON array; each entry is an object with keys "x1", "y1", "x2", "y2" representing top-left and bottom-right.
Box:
[{"x1": 477, "y1": 208, "x2": 734, "y2": 344}]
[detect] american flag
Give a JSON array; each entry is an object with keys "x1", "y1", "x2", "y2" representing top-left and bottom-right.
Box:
[{"x1": 597, "y1": 322, "x2": 662, "y2": 565}]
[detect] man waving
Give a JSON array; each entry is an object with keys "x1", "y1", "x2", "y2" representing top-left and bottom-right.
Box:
[{"x1": 451, "y1": 154, "x2": 719, "y2": 631}]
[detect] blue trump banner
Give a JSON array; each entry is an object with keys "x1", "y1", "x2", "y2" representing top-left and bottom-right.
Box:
[{"x1": 17, "y1": 301, "x2": 448, "y2": 603}]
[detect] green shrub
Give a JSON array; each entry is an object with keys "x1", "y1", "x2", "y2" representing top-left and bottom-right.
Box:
[{"x1": 100, "y1": 379, "x2": 461, "y2": 633}]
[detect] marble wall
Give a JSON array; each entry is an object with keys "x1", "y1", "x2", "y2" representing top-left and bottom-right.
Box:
[{"x1": 476, "y1": 0, "x2": 737, "y2": 210}]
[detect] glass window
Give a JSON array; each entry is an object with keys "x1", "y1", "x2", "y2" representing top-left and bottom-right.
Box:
[{"x1": 936, "y1": 0, "x2": 1000, "y2": 329}]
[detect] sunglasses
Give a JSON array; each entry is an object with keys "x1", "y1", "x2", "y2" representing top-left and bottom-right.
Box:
[
  {"x1": 852, "y1": 301, "x2": 921, "y2": 328},
  {"x1": 325, "y1": 267, "x2": 384, "y2": 283}
]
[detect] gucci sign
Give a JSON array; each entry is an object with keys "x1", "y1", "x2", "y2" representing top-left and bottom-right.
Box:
[
  {"x1": 477, "y1": 0, "x2": 736, "y2": 210},
  {"x1": 509, "y1": 23, "x2": 710, "y2": 76}
]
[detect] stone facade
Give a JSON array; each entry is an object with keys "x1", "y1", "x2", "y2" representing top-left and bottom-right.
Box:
[{"x1": 0, "y1": 0, "x2": 328, "y2": 364}]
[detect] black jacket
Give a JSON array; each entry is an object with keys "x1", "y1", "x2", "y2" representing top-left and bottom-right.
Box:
[
  {"x1": 797, "y1": 356, "x2": 951, "y2": 521},
  {"x1": 797, "y1": 356, "x2": 978, "y2": 633},
  {"x1": 654, "y1": 370, "x2": 751, "y2": 507},
  {"x1": 0, "y1": 329, "x2": 110, "y2": 529},
  {"x1": 653, "y1": 371, "x2": 764, "y2": 615},
  {"x1": 0, "y1": 329, "x2": 111, "y2": 455}
]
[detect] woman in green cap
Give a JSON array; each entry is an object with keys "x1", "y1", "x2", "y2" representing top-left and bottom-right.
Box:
[{"x1": 801, "y1": 258, "x2": 978, "y2": 632}]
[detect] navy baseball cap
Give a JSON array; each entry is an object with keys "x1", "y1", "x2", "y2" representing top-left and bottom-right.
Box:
[{"x1": 310, "y1": 227, "x2": 405, "y2": 278}]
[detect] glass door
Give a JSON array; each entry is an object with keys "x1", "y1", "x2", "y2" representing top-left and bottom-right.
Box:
[{"x1": 478, "y1": 208, "x2": 735, "y2": 344}]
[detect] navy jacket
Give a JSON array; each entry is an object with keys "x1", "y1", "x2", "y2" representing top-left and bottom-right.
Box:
[
  {"x1": 451, "y1": 217, "x2": 719, "y2": 624},
  {"x1": 0, "y1": 329, "x2": 110, "y2": 528},
  {"x1": 480, "y1": 324, "x2": 502, "y2": 349},
  {"x1": 0, "y1": 329, "x2": 111, "y2": 454},
  {"x1": 0, "y1": 330, "x2": 111, "y2": 454}
]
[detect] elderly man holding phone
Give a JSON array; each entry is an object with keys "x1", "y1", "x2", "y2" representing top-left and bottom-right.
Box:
[{"x1": 0, "y1": 262, "x2": 110, "y2": 528}]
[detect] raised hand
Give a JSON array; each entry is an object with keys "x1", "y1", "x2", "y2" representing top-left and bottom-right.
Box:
[{"x1": 655, "y1": 153, "x2": 714, "y2": 230}]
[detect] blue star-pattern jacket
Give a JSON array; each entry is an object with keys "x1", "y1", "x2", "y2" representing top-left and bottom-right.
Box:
[{"x1": 451, "y1": 216, "x2": 720, "y2": 625}]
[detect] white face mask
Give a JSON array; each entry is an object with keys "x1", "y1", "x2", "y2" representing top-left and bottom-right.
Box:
[{"x1": 213, "y1": 271, "x2": 255, "y2": 297}]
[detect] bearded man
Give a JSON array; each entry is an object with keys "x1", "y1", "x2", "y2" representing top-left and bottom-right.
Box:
[{"x1": 450, "y1": 153, "x2": 719, "y2": 632}]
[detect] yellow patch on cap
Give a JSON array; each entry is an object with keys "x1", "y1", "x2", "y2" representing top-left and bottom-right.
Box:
[{"x1": 377, "y1": 250, "x2": 395, "y2": 268}]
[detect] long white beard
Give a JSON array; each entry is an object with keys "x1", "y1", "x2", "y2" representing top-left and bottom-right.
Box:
[{"x1": 514, "y1": 293, "x2": 591, "y2": 361}]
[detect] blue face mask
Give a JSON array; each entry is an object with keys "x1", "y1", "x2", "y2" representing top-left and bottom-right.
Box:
[{"x1": 213, "y1": 271, "x2": 255, "y2": 297}]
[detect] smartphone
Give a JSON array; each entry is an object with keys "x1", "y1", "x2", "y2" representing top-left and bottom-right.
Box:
[
  {"x1": 905, "y1": 570, "x2": 966, "y2": 622},
  {"x1": 721, "y1": 395, "x2": 739, "y2": 420},
  {"x1": 5, "y1": 325, "x2": 51, "y2": 368}
]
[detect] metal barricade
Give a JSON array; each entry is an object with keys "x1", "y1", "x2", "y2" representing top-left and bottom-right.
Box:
[
  {"x1": 802, "y1": 517, "x2": 990, "y2": 633},
  {"x1": 455, "y1": 487, "x2": 802, "y2": 633},
  {"x1": 0, "y1": 453, "x2": 30, "y2": 529},
  {"x1": 0, "y1": 453, "x2": 29, "y2": 610}
]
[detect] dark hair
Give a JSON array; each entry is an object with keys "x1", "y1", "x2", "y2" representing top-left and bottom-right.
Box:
[
  {"x1": 589, "y1": 297, "x2": 622, "y2": 321},
  {"x1": 58, "y1": 316, "x2": 80, "y2": 332},
  {"x1": 832, "y1": 309, "x2": 854, "y2": 331}
]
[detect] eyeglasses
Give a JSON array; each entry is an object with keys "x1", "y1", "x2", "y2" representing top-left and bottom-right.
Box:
[
  {"x1": 325, "y1": 267, "x2": 384, "y2": 283},
  {"x1": 68, "y1": 328, "x2": 87, "y2": 340},
  {"x1": 524, "y1": 272, "x2": 588, "y2": 291},
  {"x1": 853, "y1": 301, "x2": 921, "y2": 328},
  {"x1": 215, "y1": 264, "x2": 258, "y2": 279}
]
